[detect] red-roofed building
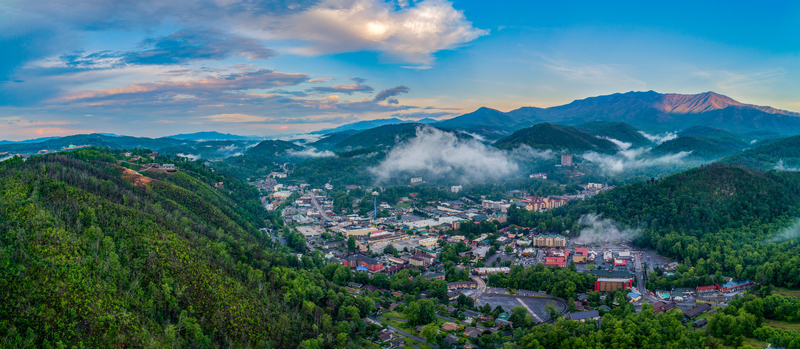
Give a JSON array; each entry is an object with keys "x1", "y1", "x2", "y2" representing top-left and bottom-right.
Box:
[
  {"x1": 573, "y1": 248, "x2": 589, "y2": 263},
  {"x1": 614, "y1": 259, "x2": 627, "y2": 266},
  {"x1": 342, "y1": 254, "x2": 383, "y2": 271},
  {"x1": 545, "y1": 256, "x2": 567, "y2": 268}
]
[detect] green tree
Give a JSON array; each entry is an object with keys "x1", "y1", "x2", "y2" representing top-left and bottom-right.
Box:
[{"x1": 347, "y1": 235, "x2": 356, "y2": 252}]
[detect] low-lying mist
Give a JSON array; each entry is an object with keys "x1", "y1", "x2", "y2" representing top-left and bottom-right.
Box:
[
  {"x1": 574, "y1": 214, "x2": 641, "y2": 244},
  {"x1": 370, "y1": 126, "x2": 551, "y2": 184}
]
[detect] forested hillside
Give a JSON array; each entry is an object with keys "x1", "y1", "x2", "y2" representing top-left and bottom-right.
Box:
[
  {"x1": 0, "y1": 150, "x2": 375, "y2": 348},
  {"x1": 494, "y1": 123, "x2": 618, "y2": 153},
  {"x1": 721, "y1": 135, "x2": 800, "y2": 170},
  {"x1": 512, "y1": 164, "x2": 800, "y2": 287}
]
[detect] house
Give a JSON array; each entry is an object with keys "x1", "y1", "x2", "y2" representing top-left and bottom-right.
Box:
[
  {"x1": 574, "y1": 301, "x2": 585, "y2": 311},
  {"x1": 464, "y1": 326, "x2": 482, "y2": 338},
  {"x1": 627, "y1": 292, "x2": 642, "y2": 302},
  {"x1": 684, "y1": 303, "x2": 713, "y2": 319},
  {"x1": 441, "y1": 322, "x2": 459, "y2": 331},
  {"x1": 444, "y1": 334, "x2": 460, "y2": 345},
  {"x1": 653, "y1": 301, "x2": 679, "y2": 314},
  {"x1": 448, "y1": 281, "x2": 478, "y2": 290},
  {"x1": 391, "y1": 291, "x2": 403, "y2": 297},
  {"x1": 477, "y1": 316, "x2": 492, "y2": 323},
  {"x1": 364, "y1": 285, "x2": 378, "y2": 293},
  {"x1": 446, "y1": 306, "x2": 456, "y2": 314},
  {"x1": 495, "y1": 312, "x2": 511, "y2": 326},
  {"x1": 464, "y1": 310, "x2": 480, "y2": 320},
  {"x1": 568, "y1": 310, "x2": 600, "y2": 322},
  {"x1": 378, "y1": 329, "x2": 395, "y2": 342}
]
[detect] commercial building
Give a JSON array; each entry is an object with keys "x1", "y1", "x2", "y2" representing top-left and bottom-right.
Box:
[
  {"x1": 522, "y1": 196, "x2": 569, "y2": 211},
  {"x1": 684, "y1": 303, "x2": 712, "y2": 319},
  {"x1": 296, "y1": 225, "x2": 322, "y2": 238},
  {"x1": 594, "y1": 278, "x2": 633, "y2": 292},
  {"x1": 447, "y1": 281, "x2": 478, "y2": 290},
  {"x1": 342, "y1": 254, "x2": 383, "y2": 271},
  {"x1": 573, "y1": 248, "x2": 589, "y2": 263},
  {"x1": 561, "y1": 154, "x2": 573, "y2": 166},
  {"x1": 414, "y1": 246, "x2": 442, "y2": 258},
  {"x1": 418, "y1": 237, "x2": 438, "y2": 247},
  {"x1": 545, "y1": 256, "x2": 567, "y2": 268},
  {"x1": 720, "y1": 280, "x2": 754, "y2": 293},
  {"x1": 342, "y1": 227, "x2": 379, "y2": 237},
  {"x1": 531, "y1": 235, "x2": 567, "y2": 248},
  {"x1": 568, "y1": 310, "x2": 600, "y2": 322}
]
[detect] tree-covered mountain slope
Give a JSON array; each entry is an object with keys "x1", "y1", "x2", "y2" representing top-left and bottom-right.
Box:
[
  {"x1": 720, "y1": 135, "x2": 800, "y2": 170},
  {"x1": 574, "y1": 121, "x2": 652, "y2": 147},
  {"x1": 0, "y1": 150, "x2": 371, "y2": 348},
  {"x1": 494, "y1": 123, "x2": 618, "y2": 153},
  {"x1": 650, "y1": 135, "x2": 743, "y2": 160}
]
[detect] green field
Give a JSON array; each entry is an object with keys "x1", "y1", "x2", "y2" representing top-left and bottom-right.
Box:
[
  {"x1": 774, "y1": 287, "x2": 800, "y2": 299},
  {"x1": 764, "y1": 319, "x2": 800, "y2": 332}
]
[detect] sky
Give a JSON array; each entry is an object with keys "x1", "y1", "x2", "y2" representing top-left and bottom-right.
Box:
[{"x1": 1, "y1": 0, "x2": 798, "y2": 141}]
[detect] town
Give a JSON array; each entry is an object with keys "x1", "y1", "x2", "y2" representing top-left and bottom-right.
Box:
[{"x1": 253, "y1": 170, "x2": 755, "y2": 348}]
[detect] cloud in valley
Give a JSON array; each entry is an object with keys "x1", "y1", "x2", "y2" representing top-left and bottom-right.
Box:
[
  {"x1": 581, "y1": 149, "x2": 692, "y2": 175},
  {"x1": 575, "y1": 214, "x2": 641, "y2": 244},
  {"x1": 639, "y1": 131, "x2": 678, "y2": 145},
  {"x1": 370, "y1": 126, "x2": 520, "y2": 183},
  {"x1": 287, "y1": 147, "x2": 337, "y2": 158}
]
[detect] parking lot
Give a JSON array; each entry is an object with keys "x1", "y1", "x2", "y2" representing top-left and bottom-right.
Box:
[{"x1": 475, "y1": 294, "x2": 565, "y2": 322}]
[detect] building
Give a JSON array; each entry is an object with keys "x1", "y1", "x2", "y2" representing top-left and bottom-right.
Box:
[
  {"x1": 594, "y1": 278, "x2": 633, "y2": 292},
  {"x1": 425, "y1": 272, "x2": 446, "y2": 281},
  {"x1": 531, "y1": 234, "x2": 567, "y2": 247},
  {"x1": 407, "y1": 256, "x2": 426, "y2": 267},
  {"x1": 387, "y1": 256, "x2": 405, "y2": 264},
  {"x1": 414, "y1": 246, "x2": 442, "y2": 258},
  {"x1": 522, "y1": 196, "x2": 570, "y2": 211},
  {"x1": 568, "y1": 310, "x2": 600, "y2": 322},
  {"x1": 296, "y1": 225, "x2": 322, "y2": 238},
  {"x1": 495, "y1": 312, "x2": 511, "y2": 326},
  {"x1": 342, "y1": 254, "x2": 383, "y2": 271},
  {"x1": 464, "y1": 327, "x2": 482, "y2": 339},
  {"x1": 342, "y1": 227, "x2": 379, "y2": 237},
  {"x1": 451, "y1": 185, "x2": 462, "y2": 193},
  {"x1": 684, "y1": 303, "x2": 712, "y2": 319},
  {"x1": 522, "y1": 248, "x2": 537, "y2": 257},
  {"x1": 545, "y1": 256, "x2": 567, "y2": 268},
  {"x1": 627, "y1": 292, "x2": 642, "y2": 302},
  {"x1": 696, "y1": 284, "x2": 722, "y2": 296},
  {"x1": 529, "y1": 173, "x2": 547, "y2": 179},
  {"x1": 411, "y1": 177, "x2": 423, "y2": 184},
  {"x1": 653, "y1": 301, "x2": 679, "y2": 314},
  {"x1": 444, "y1": 334, "x2": 459, "y2": 346},
  {"x1": 418, "y1": 237, "x2": 439, "y2": 247},
  {"x1": 474, "y1": 267, "x2": 510, "y2": 275},
  {"x1": 441, "y1": 322, "x2": 458, "y2": 331},
  {"x1": 447, "y1": 281, "x2": 478, "y2": 290},
  {"x1": 573, "y1": 248, "x2": 589, "y2": 263},
  {"x1": 586, "y1": 183, "x2": 603, "y2": 189},
  {"x1": 720, "y1": 280, "x2": 754, "y2": 293},
  {"x1": 561, "y1": 154, "x2": 573, "y2": 166}
]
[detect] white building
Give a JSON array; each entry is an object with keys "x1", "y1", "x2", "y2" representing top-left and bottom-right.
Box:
[{"x1": 411, "y1": 177, "x2": 423, "y2": 184}]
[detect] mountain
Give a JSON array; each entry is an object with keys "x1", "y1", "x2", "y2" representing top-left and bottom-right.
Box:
[
  {"x1": 0, "y1": 150, "x2": 339, "y2": 348},
  {"x1": 0, "y1": 136, "x2": 61, "y2": 144},
  {"x1": 436, "y1": 107, "x2": 519, "y2": 130},
  {"x1": 720, "y1": 135, "x2": 800, "y2": 170},
  {"x1": 332, "y1": 123, "x2": 424, "y2": 150},
  {"x1": 166, "y1": 131, "x2": 253, "y2": 141},
  {"x1": 493, "y1": 123, "x2": 618, "y2": 153},
  {"x1": 574, "y1": 121, "x2": 652, "y2": 147},
  {"x1": 650, "y1": 136, "x2": 742, "y2": 160},
  {"x1": 310, "y1": 118, "x2": 411, "y2": 134},
  {"x1": 496, "y1": 91, "x2": 800, "y2": 135},
  {"x1": 308, "y1": 130, "x2": 360, "y2": 150}
]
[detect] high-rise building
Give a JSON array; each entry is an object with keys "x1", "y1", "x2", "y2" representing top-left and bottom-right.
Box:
[{"x1": 561, "y1": 154, "x2": 573, "y2": 166}]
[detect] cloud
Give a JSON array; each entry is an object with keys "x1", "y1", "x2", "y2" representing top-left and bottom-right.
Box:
[
  {"x1": 57, "y1": 69, "x2": 310, "y2": 104},
  {"x1": 764, "y1": 219, "x2": 800, "y2": 244},
  {"x1": 774, "y1": 160, "x2": 800, "y2": 172},
  {"x1": 374, "y1": 85, "x2": 410, "y2": 102},
  {"x1": 60, "y1": 27, "x2": 277, "y2": 68},
  {"x1": 599, "y1": 137, "x2": 632, "y2": 151},
  {"x1": 370, "y1": 126, "x2": 520, "y2": 183},
  {"x1": 638, "y1": 131, "x2": 677, "y2": 145},
  {"x1": 177, "y1": 153, "x2": 201, "y2": 161},
  {"x1": 287, "y1": 147, "x2": 337, "y2": 158},
  {"x1": 202, "y1": 113, "x2": 360, "y2": 125},
  {"x1": 270, "y1": 0, "x2": 488, "y2": 64},
  {"x1": 307, "y1": 81, "x2": 374, "y2": 95},
  {"x1": 581, "y1": 149, "x2": 692, "y2": 175},
  {"x1": 575, "y1": 214, "x2": 640, "y2": 244}
]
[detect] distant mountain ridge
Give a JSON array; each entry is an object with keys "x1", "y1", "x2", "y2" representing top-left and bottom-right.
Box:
[
  {"x1": 434, "y1": 91, "x2": 800, "y2": 136},
  {"x1": 166, "y1": 131, "x2": 254, "y2": 141}
]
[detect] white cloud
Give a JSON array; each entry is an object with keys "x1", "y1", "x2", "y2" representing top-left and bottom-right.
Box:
[
  {"x1": 600, "y1": 136, "x2": 632, "y2": 150},
  {"x1": 575, "y1": 214, "x2": 640, "y2": 244},
  {"x1": 638, "y1": 131, "x2": 677, "y2": 145},
  {"x1": 287, "y1": 147, "x2": 337, "y2": 158},
  {"x1": 540, "y1": 56, "x2": 645, "y2": 86},
  {"x1": 370, "y1": 126, "x2": 521, "y2": 183},
  {"x1": 259, "y1": 0, "x2": 488, "y2": 64},
  {"x1": 177, "y1": 153, "x2": 201, "y2": 161},
  {"x1": 581, "y1": 149, "x2": 692, "y2": 175}
]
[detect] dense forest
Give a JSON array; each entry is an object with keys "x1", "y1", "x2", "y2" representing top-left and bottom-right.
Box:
[{"x1": 0, "y1": 150, "x2": 382, "y2": 348}]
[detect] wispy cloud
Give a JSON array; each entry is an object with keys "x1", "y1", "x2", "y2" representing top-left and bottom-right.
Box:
[{"x1": 540, "y1": 56, "x2": 645, "y2": 86}]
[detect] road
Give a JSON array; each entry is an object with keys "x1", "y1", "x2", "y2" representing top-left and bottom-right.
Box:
[
  {"x1": 370, "y1": 317, "x2": 438, "y2": 349},
  {"x1": 308, "y1": 190, "x2": 332, "y2": 222},
  {"x1": 634, "y1": 250, "x2": 660, "y2": 303},
  {"x1": 471, "y1": 276, "x2": 487, "y2": 298}
]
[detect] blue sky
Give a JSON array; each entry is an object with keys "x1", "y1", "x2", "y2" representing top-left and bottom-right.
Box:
[{"x1": 1, "y1": 0, "x2": 798, "y2": 140}]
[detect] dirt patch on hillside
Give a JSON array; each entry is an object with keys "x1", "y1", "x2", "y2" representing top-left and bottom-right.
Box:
[{"x1": 118, "y1": 166, "x2": 165, "y2": 188}]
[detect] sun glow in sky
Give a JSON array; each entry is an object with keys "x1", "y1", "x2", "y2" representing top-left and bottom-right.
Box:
[{"x1": 0, "y1": 0, "x2": 798, "y2": 140}]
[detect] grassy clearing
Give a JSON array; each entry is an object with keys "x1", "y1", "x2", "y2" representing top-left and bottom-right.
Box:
[
  {"x1": 774, "y1": 287, "x2": 800, "y2": 299},
  {"x1": 764, "y1": 319, "x2": 800, "y2": 332}
]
